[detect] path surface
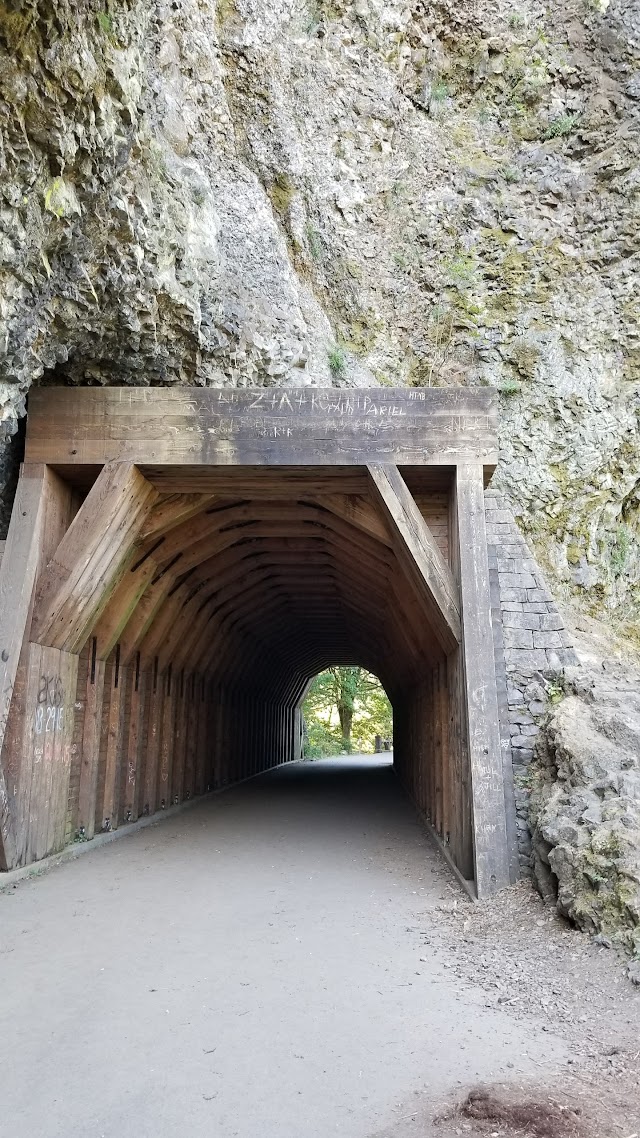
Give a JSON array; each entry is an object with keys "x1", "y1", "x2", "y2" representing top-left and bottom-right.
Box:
[{"x1": 0, "y1": 757, "x2": 571, "y2": 1138}]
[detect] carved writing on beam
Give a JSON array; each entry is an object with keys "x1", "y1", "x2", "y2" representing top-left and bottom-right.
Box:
[{"x1": 208, "y1": 392, "x2": 409, "y2": 417}]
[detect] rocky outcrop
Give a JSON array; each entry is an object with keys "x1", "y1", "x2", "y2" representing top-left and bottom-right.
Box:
[{"x1": 530, "y1": 663, "x2": 640, "y2": 956}]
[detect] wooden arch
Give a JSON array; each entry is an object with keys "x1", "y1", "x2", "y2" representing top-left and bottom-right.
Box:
[{"x1": 0, "y1": 388, "x2": 513, "y2": 896}]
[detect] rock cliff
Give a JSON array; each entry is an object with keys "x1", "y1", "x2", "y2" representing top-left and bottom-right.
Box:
[{"x1": 0, "y1": 0, "x2": 638, "y2": 631}]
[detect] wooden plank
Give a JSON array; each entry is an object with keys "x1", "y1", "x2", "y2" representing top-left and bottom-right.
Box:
[
  {"x1": 456, "y1": 462, "x2": 510, "y2": 897},
  {"x1": 77, "y1": 643, "x2": 106, "y2": 842},
  {"x1": 310, "y1": 495, "x2": 392, "y2": 547},
  {"x1": 25, "y1": 387, "x2": 498, "y2": 469},
  {"x1": 31, "y1": 462, "x2": 159, "y2": 652},
  {"x1": 183, "y1": 674, "x2": 198, "y2": 801},
  {"x1": 142, "y1": 662, "x2": 162, "y2": 815},
  {"x1": 141, "y1": 494, "x2": 217, "y2": 540},
  {"x1": 367, "y1": 464, "x2": 461, "y2": 654},
  {"x1": 99, "y1": 651, "x2": 126, "y2": 832},
  {"x1": 45, "y1": 649, "x2": 78, "y2": 858},
  {"x1": 0, "y1": 465, "x2": 49, "y2": 865},
  {"x1": 92, "y1": 557, "x2": 157, "y2": 660},
  {"x1": 159, "y1": 664, "x2": 176, "y2": 810},
  {"x1": 121, "y1": 659, "x2": 144, "y2": 823},
  {"x1": 23, "y1": 641, "x2": 77, "y2": 860},
  {"x1": 171, "y1": 671, "x2": 188, "y2": 804}
]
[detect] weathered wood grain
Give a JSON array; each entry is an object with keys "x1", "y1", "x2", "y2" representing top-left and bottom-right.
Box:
[
  {"x1": 31, "y1": 462, "x2": 159, "y2": 652},
  {"x1": 456, "y1": 462, "x2": 510, "y2": 896},
  {"x1": 25, "y1": 387, "x2": 498, "y2": 469},
  {"x1": 367, "y1": 464, "x2": 461, "y2": 654},
  {"x1": 0, "y1": 466, "x2": 49, "y2": 865},
  {"x1": 77, "y1": 646, "x2": 106, "y2": 842}
]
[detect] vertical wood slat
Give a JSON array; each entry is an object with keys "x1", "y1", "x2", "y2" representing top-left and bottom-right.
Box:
[
  {"x1": 77, "y1": 646, "x2": 106, "y2": 841},
  {"x1": 143, "y1": 660, "x2": 162, "y2": 815},
  {"x1": 135, "y1": 669, "x2": 149, "y2": 819},
  {"x1": 158, "y1": 669, "x2": 174, "y2": 810},
  {"x1": 172, "y1": 671, "x2": 188, "y2": 804},
  {"x1": 67, "y1": 645, "x2": 89, "y2": 843},
  {"x1": 456, "y1": 462, "x2": 510, "y2": 896},
  {"x1": 183, "y1": 674, "x2": 197, "y2": 800},
  {"x1": 0, "y1": 465, "x2": 51, "y2": 867},
  {"x1": 100, "y1": 651, "x2": 126, "y2": 832},
  {"x1": 121, "y1": 658, "x2": 144, "y2": 823}
]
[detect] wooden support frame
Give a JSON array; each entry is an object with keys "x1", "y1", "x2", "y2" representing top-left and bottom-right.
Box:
[
  {"x1": 0, "y1": 387, "x2": 514, "y2": 899},
  {"x1": 367, "y1": 464, "x2": 461, "y2": 654},
  {"x1": 455, "y1": 463, "x2": 511, "y2": 895}
]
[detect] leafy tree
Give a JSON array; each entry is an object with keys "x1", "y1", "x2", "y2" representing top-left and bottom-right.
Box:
[{"x1": 302, "y1": 666, "x2": 392, "y2": 757}]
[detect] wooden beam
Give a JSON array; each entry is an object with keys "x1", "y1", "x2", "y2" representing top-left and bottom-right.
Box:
[
  {"x1": 310, "y1": 495, "x2": 392, "y2": 547},
  {"x1": 367, "y1": 464, "x2": 461, "y2": 654},
  {"x1": 31, "y1": 463, "x2": 159, "y2": 652},
  {"x1": 456, "y1": 462, "x2": 510, "y2": 897},
  {"x1": 25, "y1": 387, "x2": 498, "y2": 470},
  {"x1": 140, "y1": 494, "x2": 217, "y2": 541},
  {"x1": 92, "y1": 556, "x2": 157, "y2": 661},
  {"x1": 0, "y1": 465, "x2": 49, "y2": 867}
]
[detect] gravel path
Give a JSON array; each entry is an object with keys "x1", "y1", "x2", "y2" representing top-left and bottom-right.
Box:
[{"x1": 0, "y1": 757, "x2": 637, "y2": 1138}]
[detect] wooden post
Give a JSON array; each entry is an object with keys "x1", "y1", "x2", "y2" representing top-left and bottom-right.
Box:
[
  {"x1": 121, "y1": 656, "x2": 144, "y2": 823},
  {"x1": 456, "y1": 463, "x2": 510, "y2": 896},
  {"x1": 99, "y1": 649, "x2": 126, "y2": 832},
  {"x1": 0, "y1": 466, "x2": 50, "y2": 866},
  {"x1": 77, "y1": 639, "x2": 106, "y2": 841}
]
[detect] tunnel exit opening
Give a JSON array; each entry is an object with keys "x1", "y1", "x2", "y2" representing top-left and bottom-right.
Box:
[
  {"x1": 300, "y1": 665, "x2": 393, "y2": 760},
  {"x1": 0, "y1": 387, "x2": 515, "y2": 897}
]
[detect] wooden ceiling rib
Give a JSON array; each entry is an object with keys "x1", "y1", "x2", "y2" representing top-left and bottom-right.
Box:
[{"x1": 77, "y1": 475, "x2": 450, "y2": 702}]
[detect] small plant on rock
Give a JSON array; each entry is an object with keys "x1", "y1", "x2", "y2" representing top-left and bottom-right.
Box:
[
  {"x1": 306, "y1": 224, "x2": 322, "y2": 261},
  {"x1": 430, "y1": 81, "x2": 450, "y2": 104},
  {"x1": 328, "y1": 346, "x2": 347, "y2": 379},
  {"x1": 499, "y1": 378, "x2": 521, "y2": 396},
  {"x1": 543, "y1": 113, "x2": 580, "y2": 140}
]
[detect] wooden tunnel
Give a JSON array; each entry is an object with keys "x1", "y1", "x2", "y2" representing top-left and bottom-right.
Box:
[{"x1": 0, "y1": 387, "x2": 512, "y2": 897}]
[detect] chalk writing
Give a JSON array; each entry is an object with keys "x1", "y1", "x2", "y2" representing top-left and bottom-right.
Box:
[{"x1": 34, "y1": 705, "x2": 64, "y2": 734}]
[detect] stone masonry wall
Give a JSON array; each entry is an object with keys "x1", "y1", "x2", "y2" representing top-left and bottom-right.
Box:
[{"x1": 485, "y1": 487, "x2": 579, "y2": 876}]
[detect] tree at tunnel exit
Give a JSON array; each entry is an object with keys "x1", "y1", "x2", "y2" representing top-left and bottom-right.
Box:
[{"x1": 302, "y1": 667, "x2": 392, "y2": 756}]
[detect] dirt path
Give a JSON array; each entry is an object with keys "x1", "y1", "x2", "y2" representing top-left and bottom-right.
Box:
[{"x1": 0, "y1": 757, "x2": 638, "y2": 1138}]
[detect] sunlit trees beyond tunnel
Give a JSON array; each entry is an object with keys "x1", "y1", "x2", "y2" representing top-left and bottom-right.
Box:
[{"x1": 302, "y1": 667, "x2": 392, "y2": 757}]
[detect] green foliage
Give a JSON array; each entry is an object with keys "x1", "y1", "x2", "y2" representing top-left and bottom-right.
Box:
[
  {"x1": 611, "y1": 525, "x2": 630, "y2": 578},
  {"x1": 543, "y1": 113, "x2": 579, "y2": 140},
  {"x1": 430, "y1": 81, "x2": 450, "y2": 104},
  {"x1": 302, "y1": 667, "x2": 392, "y2": 757},
  {"x1": 306, "y1": 224, "x2": 322, "y2": 261},
  {"x1": 328, "y1": 345, "x2": 347, "y2": 379},
  {"x1": 499, "y1": 379, "x2": 522, "y2": 396},
  {"x1": 97, "y1": 11, "x2": 112, "y2": 34}
]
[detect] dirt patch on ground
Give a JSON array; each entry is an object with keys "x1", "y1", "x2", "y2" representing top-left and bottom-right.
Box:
[
  {"x1": 444, "y1": 1086, "x2": 586, "y2": 1137},
  {"x1": 373, "y1": 879, "x2": 640, "y2": 1137}
]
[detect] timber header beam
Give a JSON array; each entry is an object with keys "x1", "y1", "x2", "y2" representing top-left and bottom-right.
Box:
[{"x1": 25, "y1": 387, "x2": 498, "y2": 472}]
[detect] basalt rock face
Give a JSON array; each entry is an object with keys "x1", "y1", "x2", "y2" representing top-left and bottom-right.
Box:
[
  {"x1": 0, "y1": 0, "x2": 639, "y2": 623},
  {"x1": 530, "y1": 664, "x2": 640, "y2": 955}
]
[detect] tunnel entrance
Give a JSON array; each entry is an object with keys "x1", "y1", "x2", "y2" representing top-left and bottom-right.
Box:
[{"x1": 0, "y1": 387, "x2": 513, "y2": 897}]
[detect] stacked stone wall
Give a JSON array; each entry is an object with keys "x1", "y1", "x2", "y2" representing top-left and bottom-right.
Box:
[{"x1": 485, "y1": 488, "x2": 579, "y2": 875}]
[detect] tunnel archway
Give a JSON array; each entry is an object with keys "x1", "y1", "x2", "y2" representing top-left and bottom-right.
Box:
[
  {"x1": 0, "y1": 387, "x2": 514, "y2": 896},
  {"x1": 299, "y1": 665, "x2": 393, "y2": 759}
]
